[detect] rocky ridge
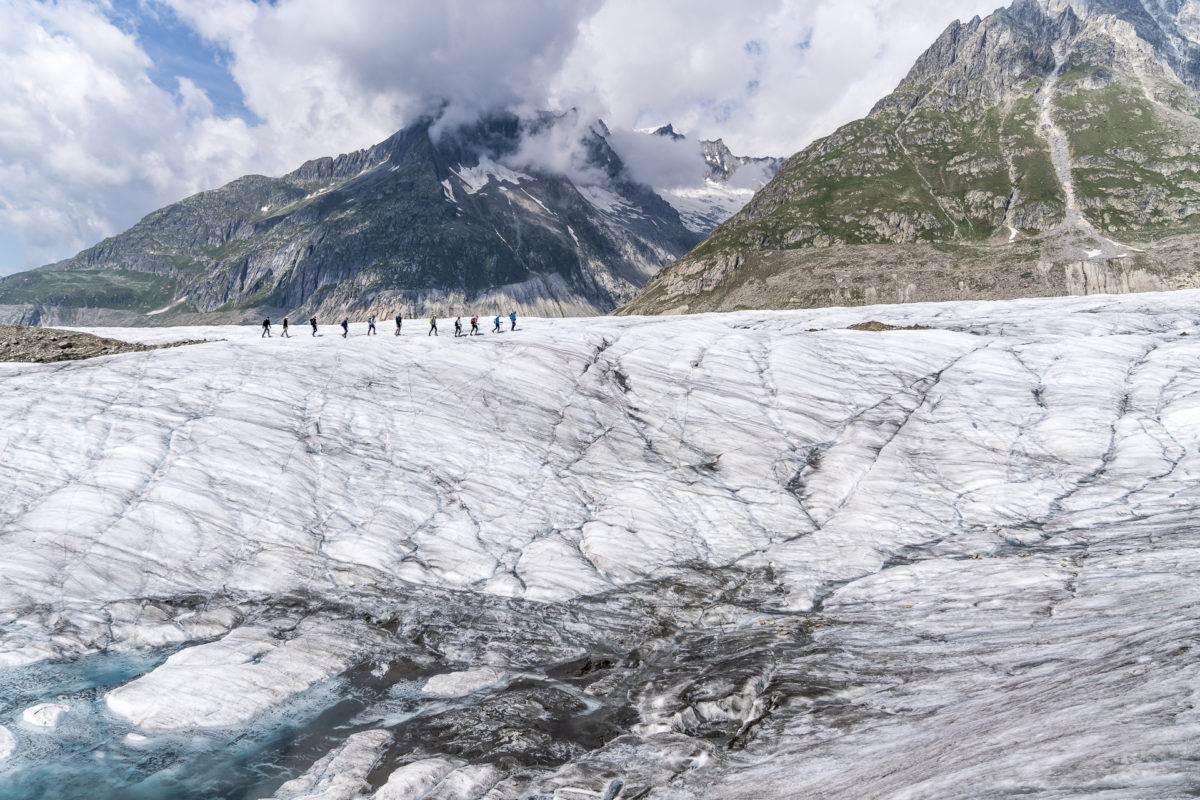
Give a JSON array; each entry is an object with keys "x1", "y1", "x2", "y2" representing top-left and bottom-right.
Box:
[{"x1": 623, "y1": 0, "x2": 1200, "y2": 315}]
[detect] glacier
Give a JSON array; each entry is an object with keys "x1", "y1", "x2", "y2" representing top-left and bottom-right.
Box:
[{"x1": 1, "y1": 291, "x2": 1200, "y2": 797}]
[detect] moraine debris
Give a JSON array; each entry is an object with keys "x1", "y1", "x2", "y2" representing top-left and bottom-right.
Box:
[{"x1": 0, "y1": 325, "x2": 206, "y2": 364}]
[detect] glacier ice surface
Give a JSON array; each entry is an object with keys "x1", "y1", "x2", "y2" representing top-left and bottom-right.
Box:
[
  {"x1": 20, "y1": 703, "x2": 68, "y2": 729},
  {"x1": 2, "y1": 291, "x2": 1200, "y2": 796},
  {"x1": 422, "y1": 667, "x2": 507, "y2": 698}
]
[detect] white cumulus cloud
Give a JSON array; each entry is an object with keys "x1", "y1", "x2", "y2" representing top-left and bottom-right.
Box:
[{"x1": 0, "y1": 0, "x2": 1006, "y2": 275}]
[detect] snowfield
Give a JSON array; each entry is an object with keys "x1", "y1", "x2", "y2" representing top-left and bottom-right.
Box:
[{"x1": 2, "y1": 292, "x2": 1200, "y2": 797}]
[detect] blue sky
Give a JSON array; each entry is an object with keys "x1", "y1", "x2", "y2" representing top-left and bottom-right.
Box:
[
  {"x1": 109, "y1": 0, "x2": 255, "y2": 121},
  {"x1": 0, "y1": 0, "x2": 1003, "y2": 276},
  {"x1": 0, "y1": 234, "x2": 22, "y2": 274}
]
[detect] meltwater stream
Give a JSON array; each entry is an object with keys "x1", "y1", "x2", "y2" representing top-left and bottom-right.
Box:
[{"x1": 0, "y1": 647, "x2": 376, "y2": 799}]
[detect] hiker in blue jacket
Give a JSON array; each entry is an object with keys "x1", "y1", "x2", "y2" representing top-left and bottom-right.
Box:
[
  {"x1": 509, "y1": 310, "x2": 517, "y2": 331},
  {"x1": 492, "y1": 315, "x2": 501, "y2": 333}
]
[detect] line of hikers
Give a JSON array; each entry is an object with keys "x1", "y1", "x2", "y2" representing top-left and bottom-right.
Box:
[{"x1": 260, "y1": 311, "x2": 518, "y2": 338}]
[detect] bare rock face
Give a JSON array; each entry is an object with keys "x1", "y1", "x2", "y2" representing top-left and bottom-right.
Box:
[
  {"x1": 873, "y1": 0, "x2": 1069, "y2": 115},
  {"x1": 624, "y1": 0, "x2": 1200, "y2": 316}
]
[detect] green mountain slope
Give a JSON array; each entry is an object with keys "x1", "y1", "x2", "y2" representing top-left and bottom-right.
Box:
[{"x1": 622, "y1": 0, "x2": 1200, "y2": 315}]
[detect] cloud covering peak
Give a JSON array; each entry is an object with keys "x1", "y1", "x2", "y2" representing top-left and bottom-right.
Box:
[{"x1": 0, "y1": 0, "x2": 1002, "y2": 274}]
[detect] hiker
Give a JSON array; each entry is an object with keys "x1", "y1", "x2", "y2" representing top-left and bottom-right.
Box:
[
  {"x1": 470, "y1": 315, "x2": 480, "y2": 335},
  {"x1": 428, "y1": 316, "x2": 438, "y2": 336},
  {"x1": 368, "y1": 315, "x2": 377, "y2": 335},
  {"x1": 509, "y1": 310, "x2": 517, "y2": 331},
  {"x1": 394, "y1": 313, "x2": 402, "y2": 336},
  {"x1": 261, "y1": 317, "x2": 271, "y2": 337},
  {"x1": 492, "y1": 315, "x2": 501, "y2": 333},
  {"x1": 310, "y1": 317, "x2": 318, "y2": 336},
  {"x1": 341, "y1": 318, "x2": 349, "y2": 338},
  {"x1": 454, "y1": 317, "x2": 463, "y2": 337},
  {"x1": 281, "y1": 317, "x2": 290, "y2": 338}
]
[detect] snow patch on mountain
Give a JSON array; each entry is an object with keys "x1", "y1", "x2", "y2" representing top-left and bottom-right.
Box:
[
  {"x1": 450, "y1": 157, "x2": 532, "y2": 195},
  {"x1": 577, "y1": 184, "x2": 643, "y2": 218},
  {"x1": 661, "y1": 181, "x2": 759, "y2": 233}
]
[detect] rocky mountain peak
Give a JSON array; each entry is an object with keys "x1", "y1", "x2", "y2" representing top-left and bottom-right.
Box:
[
  {"x1": 700, "y1": 139, "x2": 737, "y2": 180},
  {"x1": 632, "y1": 124, "x2": 784, "y2": 234},
  {"x1": 1040, "y1": 0, "x2": 1200, "y2": 88},
  {"x1": 873, "y1": 0, "x2": 1076, "y2": 115},
  {"x1": 651, "y1": 123, "x2": 686, "y2": 141},
  {"x1": 623, "y1": 0, "x2": 1200, "y2": 316}
]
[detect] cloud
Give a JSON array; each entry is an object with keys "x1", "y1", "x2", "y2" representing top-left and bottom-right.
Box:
[
  {"x1": 0, "y1": 0, "x2": 1006, "y2": 275},
  {"x1": 603, "y1": 129, "x2": 707, "y2": 189},
  {"x1": 0, "y1": 0, "x2": 258, "y2": 272},
  {"x1": 157, "y1": 0, "x2": 603, "y2": 158},
  {"x1": 550, "y1": 0, "x2": 1004, "y2": 157},
  {"x1": 502, "y1": 112, "x2": 613, "y2": 187}
]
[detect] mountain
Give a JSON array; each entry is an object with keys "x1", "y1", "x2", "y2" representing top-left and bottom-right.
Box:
[
  {"x1": 648, "y1": 124, "x2": 785, "y2": 235},
  {"x1": 622, "y1": 0, "x2": 1200, "y2": 315},
  {"x1": 0, "y1": 113, "x2": 701, "y2": 326}
]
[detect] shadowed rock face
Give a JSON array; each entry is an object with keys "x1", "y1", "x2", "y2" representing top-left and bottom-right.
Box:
[
  {"x1": 624, "y1": 0, "x2": 1200, "y2": 316},
  {"x1": 0, "y1": 113, "x2": 701, "y2": 327}
]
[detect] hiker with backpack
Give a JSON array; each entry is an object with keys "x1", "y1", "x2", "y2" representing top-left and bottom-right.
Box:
[
  {"x1": 261, "y1": 318, "x2": 271, "y2": 337},
  {"x1": 492, "y1": 315, "x2": 501, "y2": 333},
  {"x1": 429, "y1": 316, "x2": 438, "y2": 336},
  {"x1": 341, "y1": 318, "x2": 349, "y2": 338},
  {"x1": 368, "y1": 315, "x2": 377, "y2": 335},
  {"x1": 470, "y1": 315, "x2": 480, "y2": 335},
  {"x1": 394, "y1": 313, "x2": 402, "y2": 336},
  {"x1": 454, "y1": 317, "x2": 463, "y2": 337},
  {"x1": 310, "y1": 317, "x2": 318, "y2": 336},
  {"x1": 281, "y1": 318, "x2": 290, "y2": 337},
  {"x1": 509, "y1": 310, "x2": 517, "y2": 331}
]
